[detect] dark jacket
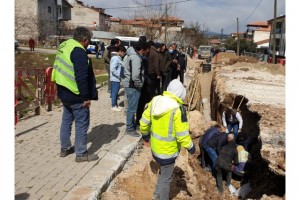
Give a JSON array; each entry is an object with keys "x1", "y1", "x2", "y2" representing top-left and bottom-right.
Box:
[
  {"x1": 216, "y1": 141, "x2": 239, "y2": 171},
  {"x1": 170, "y1": 49, "x2": 180, "y2": 70},
  {"x1": 159, "y1": 51, "x2": 172, "y2": 74},
  {"x1": 147, "y1": 46, "x2": 160, "y2": 77},
  {"x1": 179, "y1": 53, "x2": 187, "y2": 71},
  {"x1": 104, "y1": 45, "x2": 115, "y2": 65},
  {"x1": 57, "y1": 47, "x2": 98, "y2": 104},
  {"x1": 201, "y1": 127, "x2": 221, "y2": 146},
  {"x1": 207, "y1": 133, "x2": 228, "y2": 154}
]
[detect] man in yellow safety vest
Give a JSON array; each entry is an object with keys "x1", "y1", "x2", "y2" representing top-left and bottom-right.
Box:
[
  {"x1": 140, "y1": 79, "x2": 195, "y2": 200},
  {"x1": 51, "y1": 26, "x2": 99, "y2": 162}
]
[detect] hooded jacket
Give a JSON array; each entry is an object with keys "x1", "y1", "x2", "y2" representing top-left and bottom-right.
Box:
[
  {"x1": 122, "y1": 46, "x2": 144, "y2": 89},
  {"x1": 139, "y1": 82, "x2": 194, "y2": 166}
]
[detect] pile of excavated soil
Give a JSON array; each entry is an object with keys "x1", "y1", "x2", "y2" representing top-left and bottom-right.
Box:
[{"x1": 211, "y1": 52, "x2": 258, "y2": 65}]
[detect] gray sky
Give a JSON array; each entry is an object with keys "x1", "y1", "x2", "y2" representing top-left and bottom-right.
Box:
[{"x1": 80, "y1": 0, "x2": 286, "y2": 34}]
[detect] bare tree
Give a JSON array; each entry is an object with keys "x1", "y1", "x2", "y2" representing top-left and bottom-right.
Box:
[{"x1": 132, "y1": 0, "x2": 178, "y2": 42}]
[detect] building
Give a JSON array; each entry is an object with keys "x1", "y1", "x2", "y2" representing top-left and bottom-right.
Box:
[
  {"x1": 65, "y1": 0, "x2": 111, "y2": 31},
  {"x1": 246, "y1": 21, "x2": 271, "y2": 53},
  {"x1": 107, "y1": 16, "x2": 184, "y2": 43},
  {"x1": 268, "y1": 15, "x2": 285, "y2": 60},
  {"x1": 15, "y1": 0, "x2": 72, "y2": 41}
]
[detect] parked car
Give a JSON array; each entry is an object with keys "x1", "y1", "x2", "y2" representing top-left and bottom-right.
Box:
[{"x1": 87, "y1": 39, "x2": 101, "y2": 54}]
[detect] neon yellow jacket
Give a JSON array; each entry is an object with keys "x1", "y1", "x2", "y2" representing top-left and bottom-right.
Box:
[
  {"x1": 140, "y1": 91, "x2": 195, "y2": 165},
  {"x1": 51, "y1": 39, "x2": 87, "y2": 95}
]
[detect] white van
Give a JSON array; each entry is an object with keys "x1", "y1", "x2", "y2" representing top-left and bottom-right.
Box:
[
  {"x1": 87, "y1": 38, "x2": 102, "y2": 54},
  {"x1": 115, "y1": 36, "x2": 139, "y2": 49}
]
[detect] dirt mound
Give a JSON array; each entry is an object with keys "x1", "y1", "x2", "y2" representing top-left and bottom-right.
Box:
[{"x1": 211, "y1": 52, "x2": 259, "y2": 65}]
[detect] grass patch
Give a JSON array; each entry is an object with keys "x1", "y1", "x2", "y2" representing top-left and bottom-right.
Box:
[
  {"x1": 95, "y1": 74, "x2": 108, "y2": 85},
  {"x1": 15, "y1": 52, "x2": 107, "y2": 75}
]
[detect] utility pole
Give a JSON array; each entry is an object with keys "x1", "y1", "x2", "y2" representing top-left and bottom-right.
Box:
[
  {"x1": 272, "y1": 0, "x2": 277, "y2": 64},
  {"x1": 236, "y1": 17, "x2": 240, "y2": 56},
  {"x1": 164, "y1": 4, "x2": 168, "y2": 44}
]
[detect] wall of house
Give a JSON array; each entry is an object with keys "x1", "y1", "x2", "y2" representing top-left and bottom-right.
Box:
[
  {"x1": 38, "y1": 0, "x2": 58, "y2": 38},
  {"x1": 253, "y1": 31, "x2": 270, "y2": 44},
  {"x1": 66, "y1": 2, "x2": 99, "y2": 28},
  {"x1": 15, "y1": 0, "x2": 59, "y2": 41}
]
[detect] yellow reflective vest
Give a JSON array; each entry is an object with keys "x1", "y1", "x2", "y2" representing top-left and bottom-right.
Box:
[
  {"x1": 51, "y1": 39, "x2": 87, "y2": 95},
  {"x1": 140, "y1": 91, "x2": 194, "y2": 162}
]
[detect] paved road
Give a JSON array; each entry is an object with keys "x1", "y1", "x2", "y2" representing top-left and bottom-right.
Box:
[{"x1": 15, "y1": 86, "x2": 141, "y2": 200}]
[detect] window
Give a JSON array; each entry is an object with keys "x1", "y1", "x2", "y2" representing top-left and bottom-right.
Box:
[{"x1": 48, "y1": 6, "x2": 51, "y2": 13}]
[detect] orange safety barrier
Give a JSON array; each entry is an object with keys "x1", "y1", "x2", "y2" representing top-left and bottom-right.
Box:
[
  {"x1": 44, "y1": 67, "x2": 56, "y2": 103},
  {"x1": 268, "y1": 57, "x2": 286, "y2": 65},
  {"x1": 44, "y1": 67, "x2": 57, "y2": 111}
]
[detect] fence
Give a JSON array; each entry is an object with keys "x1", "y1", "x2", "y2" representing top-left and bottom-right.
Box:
[{"x1": 15, "y1": 67, "x2": 57, "y2": 124}]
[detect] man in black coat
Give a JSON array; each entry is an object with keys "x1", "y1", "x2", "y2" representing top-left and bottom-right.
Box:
[
  {"x1": 206, "y1": 131, "x2": 228, "y2": 172},
  {"x1": 215, "y1": 134, "x2": 239, "y2": 193}
]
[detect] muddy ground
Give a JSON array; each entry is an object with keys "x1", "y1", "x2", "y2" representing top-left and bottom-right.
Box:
[{"x1": 100, "y1": 53, "x2": 285, "y2": 200}]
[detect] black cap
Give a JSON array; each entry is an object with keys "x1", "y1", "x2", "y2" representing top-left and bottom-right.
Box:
[{"x1": 139, "y1": 36, "x2": 147, "y2": 43}]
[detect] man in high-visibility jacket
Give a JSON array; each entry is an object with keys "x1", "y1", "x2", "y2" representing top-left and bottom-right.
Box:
[
  {"x1": 51, "y1": 26, "x2": 99, "y2": 162},
  {"x1": 140, "y1": 79, "x2": 195, "y2": 200}
]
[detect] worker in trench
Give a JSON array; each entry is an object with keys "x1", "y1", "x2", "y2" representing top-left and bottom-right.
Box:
[
  {"x1": 215, "y1": 133, "x2": 239, "y2": 194},
  {"x1": 139, "y1": 79, "x2": 196, "y2": 200},
  {"x1": 199, "y1": 123, "x2": 226, "y2": 172},
  {"x1": 222, "y1": 106, "x2": 243, "y2": 142}
]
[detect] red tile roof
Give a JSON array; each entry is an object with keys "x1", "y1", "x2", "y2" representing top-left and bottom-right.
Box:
[
  {"x1": 256, "y1": 27, "x2": 271, "y2": 31},
  {"x1": 247, "y1": 21, "x2": 268, "y2": 27},
  {"x1": 209, "y1": 39, "x2": 221, "y2": 44}
]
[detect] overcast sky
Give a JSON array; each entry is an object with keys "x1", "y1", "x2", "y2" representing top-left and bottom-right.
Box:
[{"x1": 80, "y1": 0, "x2": 286, "y2": 34}]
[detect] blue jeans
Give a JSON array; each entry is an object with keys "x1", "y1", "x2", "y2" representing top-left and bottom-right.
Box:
[
  {"x1": 227, "y1": 123, "x2": 239, "y2": 140},
  {"x1": 96, "y1": 51, "x2": 99, "y2": 59},
  {"x1": 111, "y1": 81, "x2": 120, "y2": 107},
  {"x1": 124, "y1": 87, "x2": 141, "y2": 131},
  {"x1": 203, "y1": 144, "x2": 218, "y2": 170},
  {"x1": 60, "y1": 102, "x2": 90, "y2": 157}
]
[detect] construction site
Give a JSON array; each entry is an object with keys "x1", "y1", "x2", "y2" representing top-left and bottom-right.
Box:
[{"x1": 100, "y1": 52, "x2": 285, "y2": 200}]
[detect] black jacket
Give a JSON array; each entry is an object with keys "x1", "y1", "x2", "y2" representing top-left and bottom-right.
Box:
[
  {"x1": 207, "y1": 133, "x2": 228, "y2": 154},
  {"x1": 216, "y1": 141, "x2": 238, "y2": 171}
]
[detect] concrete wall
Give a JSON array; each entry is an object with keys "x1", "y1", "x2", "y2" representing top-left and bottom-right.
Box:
[
  {"x1": 15, "y1": 0, "x2": 61, "y2": 40},
  {"x1": 253, "y1": 30, "x2": 270, "y2": 44},
  {"x1": 66, "y1": 2, "x2": 99, "y2": 28}
]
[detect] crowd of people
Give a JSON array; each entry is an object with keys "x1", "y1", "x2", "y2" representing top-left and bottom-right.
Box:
[{"x1": 51, "y1": 26, "x2": 251, "y2": 199}]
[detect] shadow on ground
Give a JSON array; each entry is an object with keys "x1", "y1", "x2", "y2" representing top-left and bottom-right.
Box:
[{"x1": 87, "y1": 122, "x2": 125, "y2": 154}]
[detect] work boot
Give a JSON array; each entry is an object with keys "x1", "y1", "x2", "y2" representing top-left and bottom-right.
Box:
[
  {"x1": 59, "y1": 146, "x2": 75, "y2": 157},
  {"x1": 75, "y1": 152, "x2": 99, "y2": 162}
]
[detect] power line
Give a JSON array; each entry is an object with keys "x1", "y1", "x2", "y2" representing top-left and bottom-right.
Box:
[
  {"x1": 241, "y1": 0, "x2": 262, "y2": 22},
  {"x1": 103, "y1": 0, "x2": 193, "y2": 10},
  {"x1": 223, "y1": 0, "x2": 262, "y2": 31}
]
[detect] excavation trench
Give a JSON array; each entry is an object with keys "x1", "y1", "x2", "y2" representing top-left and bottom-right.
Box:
[{"x1": 100, "y1": 54, "x2": 285, "y2": 200}]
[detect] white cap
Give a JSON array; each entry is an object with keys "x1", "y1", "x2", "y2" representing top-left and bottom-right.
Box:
[{"x1": 167, "y1": 79, "x2": 186, "y2": 100}]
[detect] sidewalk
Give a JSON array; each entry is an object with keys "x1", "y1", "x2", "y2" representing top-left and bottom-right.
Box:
[{"x1": 15, "y1": 86, "x2": 141, "y2": 200}]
